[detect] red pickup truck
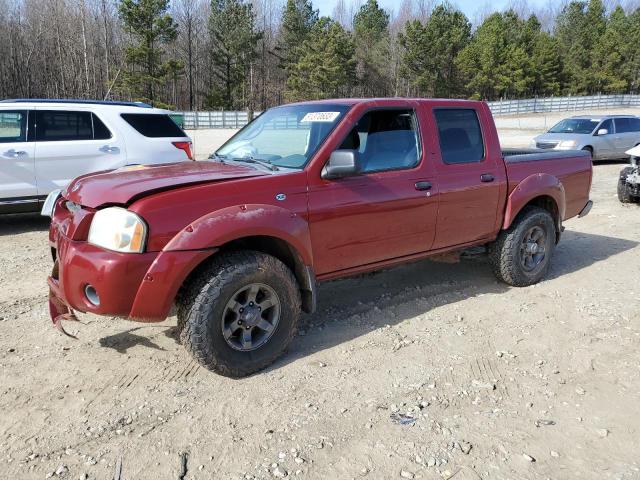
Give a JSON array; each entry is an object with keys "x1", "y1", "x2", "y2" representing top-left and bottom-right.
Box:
[{"x1": 45, "y1": 99, "x2": 593, "y2": 377}]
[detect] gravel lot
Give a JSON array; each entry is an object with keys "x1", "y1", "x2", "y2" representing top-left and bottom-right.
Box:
[{"x1": 1, "y1": 114, "x2": 639, "y2": 480}]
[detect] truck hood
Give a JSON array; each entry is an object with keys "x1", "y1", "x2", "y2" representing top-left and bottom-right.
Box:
[{"x1": 65, "y1": 161, "x2": 268, "y2": 208}]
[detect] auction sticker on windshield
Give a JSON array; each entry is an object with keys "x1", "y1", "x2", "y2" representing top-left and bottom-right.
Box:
[{"x1": 301, "y1": 112, "x2": 341, "y2": 123}]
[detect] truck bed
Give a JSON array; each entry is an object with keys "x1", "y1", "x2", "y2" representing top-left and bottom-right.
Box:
[{"x1": 502, "y1": 149, "x2": 593, "y2": 220}]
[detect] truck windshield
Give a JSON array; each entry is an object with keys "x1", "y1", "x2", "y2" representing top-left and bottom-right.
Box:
[
  {"x1": 215, "y1": 104, "x2": 350, "y2": 169},
  {"x1": 548, "y1": 119, "x2": 599, "y2": 134}
]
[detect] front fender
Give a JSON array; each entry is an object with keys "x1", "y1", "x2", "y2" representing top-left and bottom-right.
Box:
[
  {"x1": 162, "y1": 203, "x2": 314, "y2": 266},
  {"x1": 503, "y1": 173, "x2": 566, "y2": 230}
]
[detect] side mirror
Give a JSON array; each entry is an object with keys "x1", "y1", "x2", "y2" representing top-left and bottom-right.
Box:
[
  {"x1": 321, "y1": 150, "x2": 362, "y2": 179},
  {"x1": 596, "y1": 128, "x2": 609, "y2": 136}
]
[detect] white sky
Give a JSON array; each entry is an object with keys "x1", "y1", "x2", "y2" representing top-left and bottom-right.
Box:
[{"x1": 315, "y1": 0, "x2": 551, "y2": 23}]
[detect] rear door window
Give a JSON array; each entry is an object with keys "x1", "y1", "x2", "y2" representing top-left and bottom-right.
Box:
[
  {"x1": 0, "y1": 110, "x2": 27, "y2": 143},
  {"x1": 121, "y1": 113, "x2": 186, "y2": 138},
  {"x1": 628, "y1": 118, "x2": 640, "y2": 132},
  {"x1": 434, "y1": 109, "x2": 485, "y2": 164},
  {"x1": 615, "y1": 118, "x2": 633, "y2": 134},
  {"x1": 92, "y1": 113, "x2": 112, "y2": 140},
  {"x1": 35, "y1": 111, "x2": 93, "y2": 141}
]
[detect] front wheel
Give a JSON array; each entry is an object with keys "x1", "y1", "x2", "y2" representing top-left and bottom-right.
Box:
[
  {"x1": 489, "y1": 206, "x2": 556, "y2": 287},
  {"x1": 177, "y1": 251, "x2": 301, "y2": 377}
]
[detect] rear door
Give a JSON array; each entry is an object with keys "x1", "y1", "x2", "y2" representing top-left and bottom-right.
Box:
[
  {"x1": 34, "y1": 109, "x2": 126, "y2": 195},
  {"x1": 624, "y1": 117, "x2": 640, "y2": 150},
  {"x1": 430, "y1": 107, "x2": 505, "y2": 249},
  {"x1": 0, "y1": 109, "x2": 37, "y2": 210},
  {"x1": 613, "y1": 118, "x2": 639, "y2": 155}
]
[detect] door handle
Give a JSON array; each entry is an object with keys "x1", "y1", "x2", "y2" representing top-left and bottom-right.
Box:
[
  {"x1": 3, "y1": 149, "x2": 27, "y2": 158},
  {"x1": 480, "y1": 174, "x2": 495, "y2": 183},
  {"x1": 99, "y1": 145, "x2": 119, "y2": 153},
  {"x1": 415, "y1": 181, "x2": 432, "y2": 191}
]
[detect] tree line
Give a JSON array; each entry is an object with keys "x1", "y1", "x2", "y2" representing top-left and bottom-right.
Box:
[{"x1": 1, "y1": 0, "x2": 639, "y2": 111}]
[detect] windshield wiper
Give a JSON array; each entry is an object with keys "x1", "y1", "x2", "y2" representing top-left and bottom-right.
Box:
[
  {"x1": 230, "y1": 156, "x2": 279, "y2": 171},
  {"x1": 210, "y1": 153, "x2": 279, "y2": 171}
]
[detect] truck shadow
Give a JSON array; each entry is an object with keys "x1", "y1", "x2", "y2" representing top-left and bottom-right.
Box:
[
  {"x1": 270, "y1": 230, "x2": 637, "y2": 372},
  {"x1": 0, "y1": 213, "x2": 50, "y2": 236},
  {"x1": 99, "y1": 327, "x2": 166, "y2": 354}
]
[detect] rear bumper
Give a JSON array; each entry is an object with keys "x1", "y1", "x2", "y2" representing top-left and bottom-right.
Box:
[
  {"x1": 48, "y1": 232, "x2": 214, "y2": 323},
  {"x1": 578, "y1": 200, "x2": 593, "y2": 218}
]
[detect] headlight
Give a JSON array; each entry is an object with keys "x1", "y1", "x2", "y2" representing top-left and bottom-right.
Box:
[
  {"x1": 529, "y1": 140, "x2": 537, "y2": 148},
  {"x1": 558, "y1": 140, "x2": 577, "y2": 148},
  {"x1": 88, "y1": 207, "x2": 147, "y2": 253}
]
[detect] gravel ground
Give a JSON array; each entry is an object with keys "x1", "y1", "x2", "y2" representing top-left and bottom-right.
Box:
[{"x1": 1, "y1": 120, "x2": 639, "y2": 480}]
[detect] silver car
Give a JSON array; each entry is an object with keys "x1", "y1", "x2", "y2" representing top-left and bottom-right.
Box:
[{"x1": 530, "y1": 115, "x2": 640, "y2": 161}]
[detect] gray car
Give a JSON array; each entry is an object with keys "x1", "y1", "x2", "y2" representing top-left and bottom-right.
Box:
[{"x1": 530, "y1": 115, "x2": 640, "y2": 161}]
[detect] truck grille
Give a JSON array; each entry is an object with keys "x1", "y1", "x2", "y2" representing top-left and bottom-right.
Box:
[{"x1": 536, "y1": 141, "x2": 558, "y2": 149}]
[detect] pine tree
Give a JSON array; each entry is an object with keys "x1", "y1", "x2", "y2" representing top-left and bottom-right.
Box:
[
  {"x1": 592, "y1": 6, "x2": 629, "y2": 93},
  {"x1": 628, "y1": 9, "x2": 640, "y2": 94},
  {"x1": 555, "y1": 0, "x2": 606, "y2": 95},
  {"x1": 286, "y1": 17, "x2": 356, "y2": 101},
  {"x1": 208, "y1": 0, "x2": 262, "y2": 109},
  {"x1": 276, "y1": 0, "x2": 318, "y2": 75},
  {"x1": 353, "y1": 0, "x2": 391, "y2": 96},
  {"x1": 456, "y1": 12, "x2": 508, "y2": 99},
  {"x1": 457, "y1": 10, "x2": 552, "y2": 99},
  {"x1": 118, "y1": 0, "x2": 181, "y2": 106},
  {"x1": 531, "y1": 32, "x2": 563, "y2": 96},
  {"x1": 398, "y1": 3, "x2": 470, "y2": 98}
]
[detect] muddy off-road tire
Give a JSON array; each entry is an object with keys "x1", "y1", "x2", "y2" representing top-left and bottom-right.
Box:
[
  {"x1": 489, "y1": 206, "x2": 556, "y2": 287},
  {"x1": 176, "y1": 251, "x2": 301, "y2": 378},
  {"x1": 618, "y1": 167, "x2": 638, "y2": 204}
]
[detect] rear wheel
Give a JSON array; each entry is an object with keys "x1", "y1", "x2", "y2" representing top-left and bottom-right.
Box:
[
  {"x1": 618, "y1": 167, "x2": 638, "y2": 204},
  {"x1": 177, "y1": 251, "x2": 301, "y2": 377},
  {"x1": 489, "y1": 206, "x2": 556, "y2": 287}
]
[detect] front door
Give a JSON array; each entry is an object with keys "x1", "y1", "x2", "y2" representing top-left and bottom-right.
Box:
[
  {"x1": 308, "y1": 108, "x2": 438, "y2": 275},
  {"x1": 34, "y1": 109, "x2": 125, "y2": 195},
  {"x1": 430, "y1": 107, "x2": 505, "y2": 249},
  {"x1": 594, "y1": 119, "x2": 617, "y2": 159},
  {"x1": 0, "y1": 109, "x2": 37, "y2": 211}
]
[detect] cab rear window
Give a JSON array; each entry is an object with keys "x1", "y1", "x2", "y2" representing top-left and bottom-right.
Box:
[{"x1": 121, "y1": 113, "x2": 186, "y2": 138}]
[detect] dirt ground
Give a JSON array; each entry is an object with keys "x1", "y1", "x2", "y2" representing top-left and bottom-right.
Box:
[{"x1": 1, "y1": 124, "x2": 640, "y2": 480}]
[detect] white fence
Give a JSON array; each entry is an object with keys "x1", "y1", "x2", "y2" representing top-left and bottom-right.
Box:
[
  {"x1": 180, "y1": 94, "x2": 640, "y2": 129},
  {"x1": 487, "y1": 94, "x2": 640, "y2": 115},
  {"x1": 181, "y1": 110, "x2": 257, "y2": 129}
]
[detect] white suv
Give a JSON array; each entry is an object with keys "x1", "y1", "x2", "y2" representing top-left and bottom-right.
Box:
[{"x1": 0, "y1": 99, "x2": 193, "y2": 214}]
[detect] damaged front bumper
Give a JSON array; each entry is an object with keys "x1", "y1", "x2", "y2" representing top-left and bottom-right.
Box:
[
  {"x1": 48, "y1": 265, "x2": 79, "y2": 338},
  {"x1": 47, "y1": 228, "x2": 214, "y2": 335}
]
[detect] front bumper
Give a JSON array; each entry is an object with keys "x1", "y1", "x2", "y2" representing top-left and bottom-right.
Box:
[{"x1": 48, "y1": 228, "x2": 214, "y2": 324}]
